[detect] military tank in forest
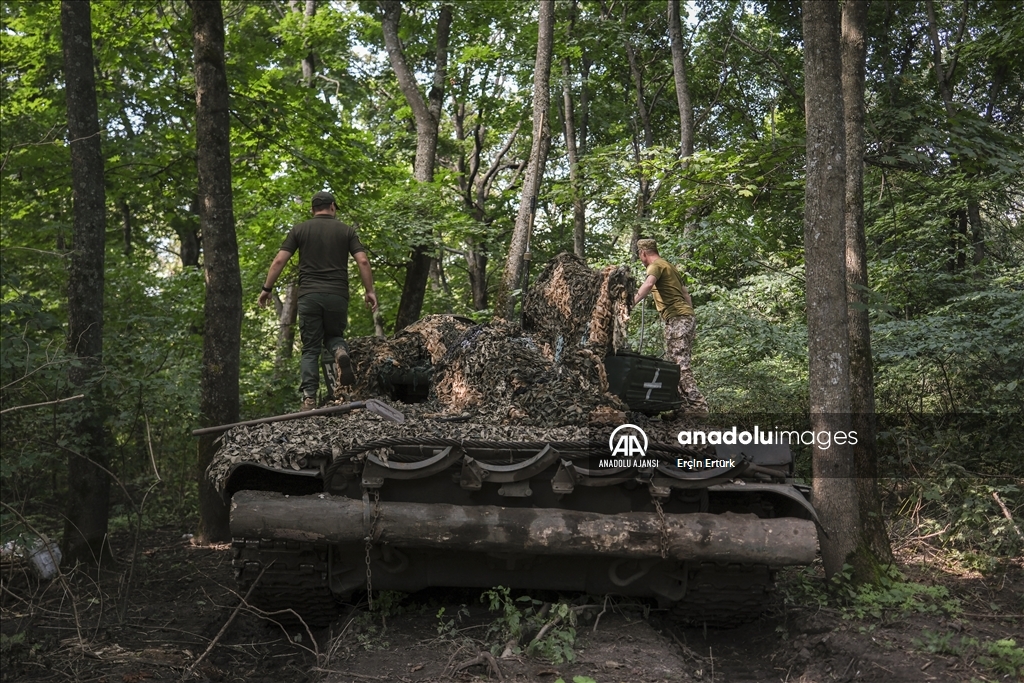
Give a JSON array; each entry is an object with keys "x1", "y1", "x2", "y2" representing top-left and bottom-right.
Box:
[{"x1": 206, "y1": 254, "x2": 819, "y2": 627}]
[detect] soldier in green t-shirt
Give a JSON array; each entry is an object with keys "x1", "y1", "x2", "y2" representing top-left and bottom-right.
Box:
[
  {"x1": 258, "y1": 191, "x2": 378, "y2": 411},
  {"x1": 632, "y1": 238, "x2": 708, "y2": 415}
]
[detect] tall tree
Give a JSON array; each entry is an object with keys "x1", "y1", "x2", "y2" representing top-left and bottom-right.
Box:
[
  {"x1": 561, "y1": 0, "x2": 586, "y2": 259},
  {"x1": 192, "y1": 0, "x2": 241, "y2": 542},
  {"x1": 290, "y1": 0, "x2": 317, "y2": 87},
  {"x1": 60, "y1": 0, "x2": 111, "y2": 565},
  {"x1": 379, "y1": 0, "x2": 452, "y2": 331},
  {"x1": 668, "y1": 0, "x2": 693, "y2": 160},
  {"x1": 802, "y1": 0, "x2": 860, "y2": 580},
  {"x1": 498, "y1": 0, "x2": 555, "y2": 320},
  {"x1": 561, "y1": 56, "x2": 585, "y2": 259},
  {"x1": 843, "y1": 0, "x2": 893, "y2": 565},
  {"x1": 924, "y1": 0, "x2": 984, "y2": 270}
]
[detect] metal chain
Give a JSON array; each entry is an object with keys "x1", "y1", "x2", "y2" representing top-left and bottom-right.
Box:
[
  {"x1": 652, "y1": 494, "x2": 669, "y2": 559},
  {"x1": 364, "y1": 488, "x2": 380, "y2": 610}
]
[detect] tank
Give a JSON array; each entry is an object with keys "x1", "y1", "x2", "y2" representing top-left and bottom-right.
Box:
[{"x1": 207, "y1": 254, "x2": 819, "y2": 627}]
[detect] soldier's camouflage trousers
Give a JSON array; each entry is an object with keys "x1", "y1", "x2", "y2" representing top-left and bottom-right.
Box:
[{"x1": 664, "y1": 314, "x2": 709, "y2": 414}]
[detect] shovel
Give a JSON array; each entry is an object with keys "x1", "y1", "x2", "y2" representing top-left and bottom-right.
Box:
[{"x1": 191, "y1": 398, "x2": 405, "y2": 437}]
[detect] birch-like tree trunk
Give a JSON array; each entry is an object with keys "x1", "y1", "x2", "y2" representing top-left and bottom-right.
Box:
[{"x1": 498, "y1": 0, "x2": 554, "y2": 319}]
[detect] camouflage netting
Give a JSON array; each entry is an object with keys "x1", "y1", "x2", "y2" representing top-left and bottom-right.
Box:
[
  {"x1": 344, "y1": 315, "x2": 475, "y2": 398},
  {"x1": 432, "y1": 320, "x2": 624, "y2": 424},
  {"x1": 522, "y1": 252, "x2": 634, "y2": 357},
  {"x1": 207, "y1": 402, "x2": 590, "y2": 494},
  {"x1": 206, "y1": 256, "x2": 641, "y2": 491}
]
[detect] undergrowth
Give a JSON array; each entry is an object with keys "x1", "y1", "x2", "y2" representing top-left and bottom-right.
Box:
[
  {"x1": 480, "y1": 586, "x2": 579, "y2": 664},
  {"x1": 781, "y1": 564, "x2": 961, "y2": 624},
  {"x1": 913, "y1": 631, "x2": 1024, "y2": 679}
]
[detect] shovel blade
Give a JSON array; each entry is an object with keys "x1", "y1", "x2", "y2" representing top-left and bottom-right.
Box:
[{"x1": 365, "y1": 398, "x2": 405, "y2": 423}]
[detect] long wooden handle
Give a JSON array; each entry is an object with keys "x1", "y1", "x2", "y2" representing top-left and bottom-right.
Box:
[{"x1": 191, "y1": 401, "x2": 368, "y2": 436}]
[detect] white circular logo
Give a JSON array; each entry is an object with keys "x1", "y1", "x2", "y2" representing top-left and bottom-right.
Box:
[{"x1": 608, "y1": 423, "x2": 648, "y2": 458}]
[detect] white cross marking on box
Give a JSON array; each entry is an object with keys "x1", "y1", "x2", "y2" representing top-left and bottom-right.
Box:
[{"x1": 644, "y1": 368, "x2": 662, "y2": 400}]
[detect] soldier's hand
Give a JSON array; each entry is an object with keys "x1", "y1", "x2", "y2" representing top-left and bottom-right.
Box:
[
  {"x1": 365, "y1": 291, "x2": 378, "y2": 312},
  {"x1": 258, "y1": 289, "x2": 272, "y2": 309}
]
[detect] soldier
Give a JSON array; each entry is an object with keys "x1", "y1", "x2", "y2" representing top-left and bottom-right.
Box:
[
  {"x1": 258, "y1": 191, "x2": 378, "y2": 410},
  {"x1": 632, "y1": 238, "x2": 708, "y2": 415}
]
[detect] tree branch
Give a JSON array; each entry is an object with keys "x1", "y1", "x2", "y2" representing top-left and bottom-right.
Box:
[{"x1": 0, "y1": 394, "x2": 84, "y2": 415}]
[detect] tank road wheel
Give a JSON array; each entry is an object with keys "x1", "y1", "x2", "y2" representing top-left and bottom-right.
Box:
[
  {"x1": 232, "y1": 538, "x2": 339, "y2": 628},
  {"x1": 670, "y1": 563, "x2": 774, "y2": 628}
]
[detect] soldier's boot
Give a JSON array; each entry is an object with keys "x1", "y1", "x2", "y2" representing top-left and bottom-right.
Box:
[
  {"x1": 334, "y1": 346, "x2": 354, "y2": 387},
  {"x1": 300, "y1": 396, "x2": 317, "y2": 412}
]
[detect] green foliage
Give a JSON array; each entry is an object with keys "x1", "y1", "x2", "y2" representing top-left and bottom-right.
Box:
[
  {"x1": 782, "y1": 565, "x2": 961, "y2": 624},
  {"x1": 837, "y1": 567, "x2": 960, "y2": 622},
  {"x1": 350, "y1": 590, "x2": 408, "y2": 651},
  {"x1": 435, "y1": 604, "x2": 471, "y2": 639},
  {"x1": 978, "y1": 638, "x2": 1024, "y2": 678},
  {"x1": 913, "y1": 632, "x2": 1024, "y2": 679},
  {"x1": 894, "y1": 470, "x2": 1022, "y2": 569},
  {"x1": 481, "y1": 587, "x2": 578, "y2": 664},
  {"x1": 694, "y1": 271, "x2": 809, "y2": 413}
]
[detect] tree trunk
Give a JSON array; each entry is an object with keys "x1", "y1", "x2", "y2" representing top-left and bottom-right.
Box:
[
  {"x1": 60, "y1": 0, "x2": 112, "y2": 566},
  {"x1": 802, "y1": 0, "x2": 860, "y2": 580},
  {"x1": 275, "y1": 283, "x2": 299, "y2": 363},
  {"x1": 579, "y1": 56, "x2": 591, "y2": 156},
  {"x1": 843, "y1": 0, "x2": 893, "y2": 566},
  {"x1": 561, "y1": 56, "x2": 586, "y2": 259},
  {"x1": 451, "y1": 102, "x2": 495, "y2": 312},
  {"x1": 925, "y1": 0, "x2": 983, "y2": 271},
  {"x1": 121, "y1": 199, "x2": 132, "y2": 255},
  {"x1": 232, "y1": 491, "x2": 818, "y2": 566},
  {"x1": 380, "y1": 0, "x2": 451, "y2": 330},
  {"x1": 302, "y1": 0, "x2": 316, "y2": 86},
  {"x1": 289, "y1": 0, "x2": 317, "y2": 86},
  {"x1": 668, "y1": 0, "x2": 694, "y2": 159},
  {"x1": 497, "y1": 0, "x2": 554, "y2": 320},
  {"x1": 193, "y1": 0, "x2": 241, "y2": 543},
  {"x1": 466, "y1": 241, "x2": 489, "y2": 311}
]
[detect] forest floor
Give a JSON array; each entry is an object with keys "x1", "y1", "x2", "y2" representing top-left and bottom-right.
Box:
[{"x1": 1, "y1": 527, "x2": 1021, "y2": 683}]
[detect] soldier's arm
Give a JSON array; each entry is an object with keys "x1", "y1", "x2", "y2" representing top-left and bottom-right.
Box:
[
  {"x1": 354, "y1": 251, "x2": 378, "y2": 312},
  {"x1": 258, "y1": 250, "x2": 293, "y2": 308},
  {"x1": 680, "y1": 281, "x2": 693, "y2": 308},
  {"x1": 633, "y1": 274, "x2": 658, "y2": 306}
]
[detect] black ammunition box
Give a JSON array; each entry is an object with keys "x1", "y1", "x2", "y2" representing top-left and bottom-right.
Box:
[{"x1": 603, "y1": 350, "x2": 681, "y2": 414}]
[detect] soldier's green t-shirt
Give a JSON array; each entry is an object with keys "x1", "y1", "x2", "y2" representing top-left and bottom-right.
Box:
[
  {"x1": 280, "y1": 215, "x2": 366, "y2": 299},
  {"x1": 646, "y1": 257, "x2": 694, "y2": 320}
]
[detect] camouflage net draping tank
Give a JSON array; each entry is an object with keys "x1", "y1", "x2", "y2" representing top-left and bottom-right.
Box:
[{"x1": 209, "y1": 253, "x2": 819, "y2": 628}]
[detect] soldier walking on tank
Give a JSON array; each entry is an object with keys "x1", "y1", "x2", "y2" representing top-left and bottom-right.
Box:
[
  {"x1": 632, "y1": 238, "x2": 709, "y2": 415},
  {"x1": 258, "y1": 191, "x2": 378, "y2": 411}
]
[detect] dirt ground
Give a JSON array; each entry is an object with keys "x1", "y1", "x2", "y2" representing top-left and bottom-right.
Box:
[{"x1": 1, "y1": 528, "x2": 1021, "y2": 683}]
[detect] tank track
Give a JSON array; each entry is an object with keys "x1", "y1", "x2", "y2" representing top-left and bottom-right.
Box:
[
  {"x1": 232, "y1": 538, "x2": 339, "y2": 628},
  {"x1": 670, "y1": 563, "x2": 774, "y2": 628}
]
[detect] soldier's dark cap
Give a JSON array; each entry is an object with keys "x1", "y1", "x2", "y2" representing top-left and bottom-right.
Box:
[{"x1": 311, "y1": 191, "x2": 336, "y2": 208}]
